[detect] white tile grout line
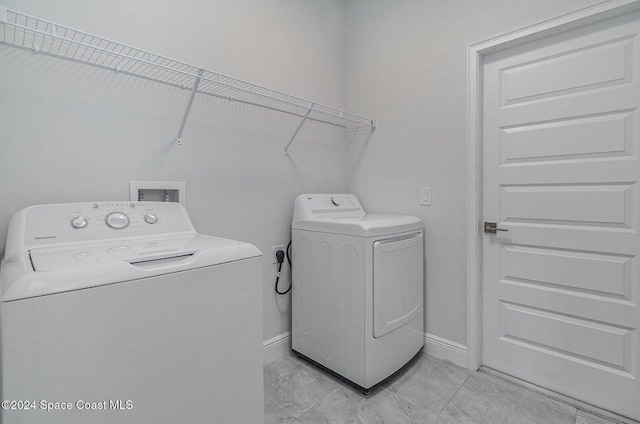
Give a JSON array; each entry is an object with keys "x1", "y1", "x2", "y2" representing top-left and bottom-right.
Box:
[
  {"x1": 437, "y1": 373, "x2": 473, "y2": 418},
  {"x1": 264, "y1": 354, "x2": 332, "y2": 417},
  {"x1": 266, "y1": 395, "x2": 291, "y2": 415},
  {"x1": 294, "y1": 386, "x2": 343, "y2": 421},
  {"x1": 385, "y1": 384, "x2": 449, "y2": 418},
  {"x1": 285, "y1": 354, "x2": 345, "y2": 420},
  {"x1": 266, "y1": 399, "x2": 297, "y2": 423},
  {"x1": 375, "y1": 354, "x2": 473, "y2": 418}
]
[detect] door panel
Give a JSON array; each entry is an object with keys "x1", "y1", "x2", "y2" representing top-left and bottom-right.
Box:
[
  {"x1": 499, "y1": 110, "x2": 633, "y2": 164},
  {"x1": 499, "y1": 301, "x2": 633, "y2": 373},
  {"x1": 500, "y1": 36, "x2": 633, "y2": 106},
  {"x1": 482, "y1": 11, "x2": 640, "y2": 420},
  {"x1": 502, "y1": 244, "x2": 633, "y2": 299},
  {"x1": 500, "y1": 183, "x2": 633, "y2": 227}
]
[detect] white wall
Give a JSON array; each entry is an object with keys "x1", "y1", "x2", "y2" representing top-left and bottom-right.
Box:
[
  {"x1": 0, "y1": 0, "x2": 348, "y2": 342},
  {"x1": 1, "y1": 0, "x2": 614, "y2": 352},
  {"x1": 344, "y1": 0, "x2": 604, "y2": 346}
]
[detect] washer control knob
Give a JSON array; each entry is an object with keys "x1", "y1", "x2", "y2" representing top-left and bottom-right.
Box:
[
  {"x1": 71, "y1": 216, "x2": 88, "y2": 229},
  {"x1": 106, "y1": 212, "x2": 129, "y2": 229},
  {"x1": 330, "y1": 196, "x2": 340, "y2": 207},
  {"x1": 144, "y1": 213, "x2": 158, "y2": 224}
]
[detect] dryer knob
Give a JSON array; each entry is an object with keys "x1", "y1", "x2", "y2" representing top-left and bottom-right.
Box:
[
  {"x1": 106, "y1": 212, "x2": 129, "y2": 229},
  {"x1": 330, "y1": 196, "x2": 340, "y2": 207}
]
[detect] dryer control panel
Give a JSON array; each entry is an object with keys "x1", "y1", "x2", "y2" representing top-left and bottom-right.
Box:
[
  {"x1": 21, "y1": 201, "x2": 194, "y2": 246},
  {"x1": 292, "y1": 194, "x2": 364, "y2": 223}
]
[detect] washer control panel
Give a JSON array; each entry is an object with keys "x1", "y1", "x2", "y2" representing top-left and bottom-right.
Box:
[
  {"x1": 293, "y1": 194, "x2": 364, "y2": 222},
  {"x1": 24, "y1": 201, "x2": 194, "y2": 246}
]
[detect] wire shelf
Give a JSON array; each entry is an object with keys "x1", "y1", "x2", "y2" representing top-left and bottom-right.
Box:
[{"x1": 0, "y1": 7, "x2": 375, "y2": 143}]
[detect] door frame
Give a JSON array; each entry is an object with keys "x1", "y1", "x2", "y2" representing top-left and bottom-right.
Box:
[{"x1": 465, "y1": 0, "x2": 640, "y2": 370}]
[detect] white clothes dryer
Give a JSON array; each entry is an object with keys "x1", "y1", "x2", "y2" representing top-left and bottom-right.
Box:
[
  {"x1": 0, "y1": 201, "x2": 263, "y2": 424},
  {"x1": 292, "y1": 194, "x2": 424, "y2": 391}
]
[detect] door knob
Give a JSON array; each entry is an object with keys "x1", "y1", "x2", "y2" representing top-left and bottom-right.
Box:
[{"x1": 484, "y1": 222, "x2": 508, "y2": 234}]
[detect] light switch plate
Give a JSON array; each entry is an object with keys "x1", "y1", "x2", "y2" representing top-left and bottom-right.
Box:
[{"x1": 420, "y1": 187, "x2": 432, "y2": 206}]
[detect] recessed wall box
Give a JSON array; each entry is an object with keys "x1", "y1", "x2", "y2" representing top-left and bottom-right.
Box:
[{"x1": 130, "y1": 181, "x2": 186, "y2": 206}]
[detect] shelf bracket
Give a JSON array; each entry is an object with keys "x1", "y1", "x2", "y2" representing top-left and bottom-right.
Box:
[
  {"x1": 174, "y1": 68, "x2": 204, "y2": 145},
  {"x1": 284, "y1": 103, "x2": 314, "y2": 157},
  {"x1": 369, "y1": 119, "x2": 377, "y2": 140}
]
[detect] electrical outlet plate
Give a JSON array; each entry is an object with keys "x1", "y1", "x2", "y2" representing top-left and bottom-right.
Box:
[
  {"x1": 272, "y1": 245, "x2": 286, "y2": 264},
  {"x1": 420, "y1": 187, "x2": 432, "y2": 206}
]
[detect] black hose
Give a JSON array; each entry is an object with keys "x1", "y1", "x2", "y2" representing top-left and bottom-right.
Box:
[{"x1": 275, "y1": 241, "x2": 292, "y2": 295}]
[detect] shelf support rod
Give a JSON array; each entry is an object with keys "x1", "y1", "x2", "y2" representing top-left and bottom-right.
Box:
[
  {"x1": 284, "y1": 102, "x2": 314, "y2": 156},
  {"x1": 369, "y1": 119, "x2": 377, "y2": 140},
  {"x1": 174, "y1": 68, "x2": 204, "y2": 145}
]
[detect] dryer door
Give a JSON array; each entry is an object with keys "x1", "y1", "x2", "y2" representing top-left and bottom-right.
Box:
[{"x1": 373, "y1": 231, "x2": 424, "y2": 338}]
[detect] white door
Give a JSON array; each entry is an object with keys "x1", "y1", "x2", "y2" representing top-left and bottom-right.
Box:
[{"x1": 482, "y1": 11, "x2": 640, "y2": 420}]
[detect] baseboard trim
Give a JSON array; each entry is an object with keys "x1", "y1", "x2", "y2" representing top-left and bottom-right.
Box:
[
  {"x1": 264, "y1": 331, "x2": 467, "y2": 368},
  {"x1": 263, "y1": 331, "x2": 291, "y2": 364},
  {"x1": 423, "y1": 333, "x2": 468, "y2": 368}
]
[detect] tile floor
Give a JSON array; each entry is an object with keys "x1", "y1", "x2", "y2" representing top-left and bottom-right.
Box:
[{"x1": 263, "y1": 353, "x2": 635, "y2": 424}]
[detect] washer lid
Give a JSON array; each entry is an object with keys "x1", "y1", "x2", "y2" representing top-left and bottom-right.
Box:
[
  {"x1": 29, "y1": 234, "x2": 234, "y2": 272},
  {"x1": 292, "y1": 213, "x2": 423, "y2": 237},
  {"x1": 1, "y1": 234, "x2": 260, "y2": 302}
]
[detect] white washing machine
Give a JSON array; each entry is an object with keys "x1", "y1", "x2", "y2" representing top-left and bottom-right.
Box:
[
  {"x1": 0, "y1": 201, "x2": 263, "y2": 424},
  {"x1": 292, "y1": 194, "x2": 424, "y2": 390}
]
